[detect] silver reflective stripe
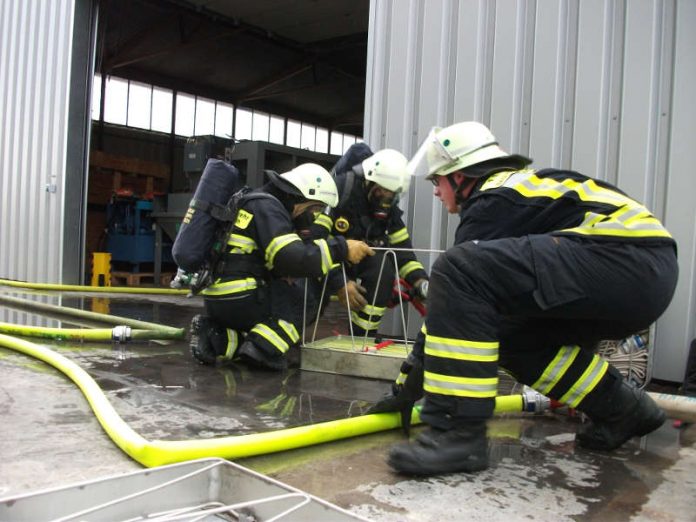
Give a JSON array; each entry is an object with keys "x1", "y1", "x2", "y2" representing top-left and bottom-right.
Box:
[
  {"x1": 313, "y1": 238, "x2": 333, "y2": 275},
  {"x1": 350, "y1": 311, "x2": 381, "y2": 331},
  {"x1": 200, "y1": 277, "x2": 258, "y2": 296},
  {"x1": 222, "y1": 329, "x2": 239, "y2": 360},
  {"x1": 425, "y1": 335, "x2": 498, "y2": 362},
  {"x1": 424, "y1": 371, "x2": 498, "y2": 398},
  {"x1": 278, "y1": 319, "x2": 299, "y2": 343},
  {"x1": 531, "y1": 345, "x2": 580, "y2": 395},
  {"x1": 250, "y1": 323, "x2": 289, "y2": 354},
  {"x1": 560, "y1": 356, "x2": 609, "y2": 407},
  {"x1": 399, "y1": 260, "x2": 424, "y2": 279},
  {"x1": 227, "y1": 233, "x2": 257, "y2": 253},
  {"x1": 265, "y1": 233, "x2": 301, "y2": 270},
  {"x1": 388, "y1": 227, "x2": 409, "y2": 244}
]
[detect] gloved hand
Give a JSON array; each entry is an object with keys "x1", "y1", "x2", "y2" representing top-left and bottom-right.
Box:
[
  {"x1": 337, "y1": 280, "x2": 368, "y2": 310},
  {"x1": 345, "y1": 239, "x2": 375, "y2": 264},
  {"x1": 412, "y1": 278, "x2": 429, "y2": 301},
  {"x1": 367, "y1": 358, "x2": 424, "y2": 435}
]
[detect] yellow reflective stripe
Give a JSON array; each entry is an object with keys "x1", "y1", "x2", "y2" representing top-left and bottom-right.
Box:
[
  {"x1": 360, "y1": 303, "x2": 386, "y2": 316},
  {"x1": 421, "y1": 324, "x2": 427, "y2": 334},
  {"x1": 501, "y1": 171, "x2": 671, "y2": 239},
  {"x1": 227, "y1": 233, "x2": 257, "y2": 253},
  {"x1": 350, "y1": 311, "x2": 381, "y2": 330},
  {"x1": 425, "y1": 335, "x2": 499, "y2": 362},
  {"x1": 395, "y1": 372, "x2": 407, "y2": 386},
  {"x1": 313, "y1": 238, "x2": 333, "y2": 275},
  {"x1": 424, "y1": 371, "x2": 498, "y2": 398},
  {"x1": 250, "y1": 323, "x2": 289, "y2": 354},
  {"x1": 222, "y1": 329, "x2": 239, "y2": 359},
  {"x1": 278, "y1": 319, "x2": 300, "y2": 343},
  {"x1": 399, "y1": 260, "x2": 425, "y2": 279},
  {"x1": 314, "y1": 213, "x2": 333, "y2": 232},
  {"x1": 531, "y1": 345, "x2": 580, "y2": 395},
  {"x1": 200, "y1": 277, "x2": 258, "y2": 296},
  {"x1": 388, "y1": 227, "x2": 409, "y2": 244},
  {"x1": 560, "y1": 355, "x2": 609, "y2": 407},
  {"x1": 265, "y1": 233, "x2": 301, "y2": 270}
]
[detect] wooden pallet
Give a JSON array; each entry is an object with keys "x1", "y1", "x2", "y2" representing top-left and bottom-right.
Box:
[{"x1": 111, "y1": 271, "x2": 174, "y2": 287}]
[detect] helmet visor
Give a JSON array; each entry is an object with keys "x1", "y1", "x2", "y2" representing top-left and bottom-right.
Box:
[{"x1": 407, "y1": 128, "x2": 459, "y2": 180}]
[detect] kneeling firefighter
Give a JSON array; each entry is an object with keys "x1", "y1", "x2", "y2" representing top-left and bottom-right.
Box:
[
  {"x1": 187, "y1": 163, "x2": 374, "y2": 371},
  {"x1": 310, "y1": 145, "x2": 429, "y2": 337},
  {"x1": 370, "y1": 121, "x2": 678, "y2": 475}
]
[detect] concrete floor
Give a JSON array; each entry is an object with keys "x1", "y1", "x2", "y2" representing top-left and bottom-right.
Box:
[{"x1": 1, "y1": 291, "x2": 695, "y2": 521}]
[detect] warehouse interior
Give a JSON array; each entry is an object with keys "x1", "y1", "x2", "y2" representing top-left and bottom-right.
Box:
[{"x1": 1, "y1": 0, "x2": 696, "y2": 521}]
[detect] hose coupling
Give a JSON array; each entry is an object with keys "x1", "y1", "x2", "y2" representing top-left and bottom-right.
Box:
[
  {"x1": 112, "y1": 325, "x2": 132, "y2": 343},
  {"x1": 521, "y1": 387, "x2": 551, "y2": 413}
]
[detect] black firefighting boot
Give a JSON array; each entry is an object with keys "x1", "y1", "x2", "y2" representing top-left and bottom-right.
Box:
[
  {"x1": 237, "y1": 340, "x2": 287, "y2": 371},
  {"x1": 189, "y1": 315, "x2": 235, "y2": 365},
  {"x1": 189, "y1": 315, "x2": 220, "y2": 365},
  {"x1": 577, "y1": 371, "x2": 665, "y2": 451},
  {"x1": 387, "y1": 422, "x2": 489, "y2": 475}
]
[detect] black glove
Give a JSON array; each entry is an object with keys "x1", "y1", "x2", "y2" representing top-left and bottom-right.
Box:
[{"x1": 367, "y1": 358, "x2": 424, "y2": 436}]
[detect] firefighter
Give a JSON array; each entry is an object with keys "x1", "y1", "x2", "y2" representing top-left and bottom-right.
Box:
[
  {"x1": 189, "y1": 163, "x2": 374, "y2": 371},
  {"x1": 372, "y1": 121, "x2": 678, "y2": 475},
  {"x1": 311, "y1": 144, "x2": 429, "y2": 336}
]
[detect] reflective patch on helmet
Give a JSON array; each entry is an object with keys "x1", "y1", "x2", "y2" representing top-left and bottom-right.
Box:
[
  {"x1": 235, "y1": 209, "x2": 254, "y2": 229},
  {"x1": 480, "y1": 171, "x2": 514, "y2": 191},
  {"x1": 335, "y1": 216, "x2": 350, "y2": 233}
]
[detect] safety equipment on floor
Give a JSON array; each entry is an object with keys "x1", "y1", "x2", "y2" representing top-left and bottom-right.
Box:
[
  {"x1": 387, "y1": 421, "x2": 489, "y2": 475},
  {"x1": 407, "y1": 121, "x2": 510, "y2": 180},
  {"x1": 367, "y1": 357, "x2": 424, "y2": 435},
  {"x1": 172, "y1": 159, "x2": 243, "y2": 273},
  {"x1": 337, "y1": 280, "x2": 368, "y2": 311},
  {"x1": 360, "y1": 149, "x2": 411, "y2": 194},
  {"x1": 345, "y1": 239, "x2": 375, "y2": 264},
  {"x1": 111, "y1": 325, "x2": 132, "y2": 344},
  {"x1": 267, "y1": 163, "x2": 339, "y2": 207}
]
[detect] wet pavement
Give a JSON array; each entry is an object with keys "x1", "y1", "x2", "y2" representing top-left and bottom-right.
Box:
[{"x1": 1, "y1": 290, "x2": 695, "y2": 521}]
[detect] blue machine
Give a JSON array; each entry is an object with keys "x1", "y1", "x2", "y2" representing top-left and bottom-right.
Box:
[{"x1": 106, "y1": 197, "x2": 172, "y2": 270}]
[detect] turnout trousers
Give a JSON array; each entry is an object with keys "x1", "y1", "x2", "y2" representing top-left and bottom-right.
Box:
[
  {"x1": 346, "y1": 251, "x2": 397, "y2": 335},
  {"x1": 419, "y1": 235, "x2": 678, "y2": 429},
  {"x1": 204, "y1": 278, "x2": 322, "y2": 361}
]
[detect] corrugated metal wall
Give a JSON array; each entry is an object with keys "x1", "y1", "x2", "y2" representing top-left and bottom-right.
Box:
[
  {"x1": 365, "y1": 0, "x2": 696, "y2": 381},
  {"x1": 0, "y1": 0, "x2": 76, "y2": 284}
]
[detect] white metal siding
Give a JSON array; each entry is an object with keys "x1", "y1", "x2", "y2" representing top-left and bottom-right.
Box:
[
  {"x1": 366, "y1": 0, "x2": 695, "y2": 381},
  {"x1": 0, "y1": 0, "x2": 75, "y2": 283}
]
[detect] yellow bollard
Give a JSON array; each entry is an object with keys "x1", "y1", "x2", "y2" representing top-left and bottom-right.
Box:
[{"x1": 91, "y1": 252, "x2": 112, "y2": 287}]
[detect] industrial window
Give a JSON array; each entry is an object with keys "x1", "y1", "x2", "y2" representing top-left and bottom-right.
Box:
[
  {"x1": 174, "y1": 93, "x2": 196, "y2": 136},
  {"x1": 252, "y1": 112, "x2": 270, "y2": 141},
  {"x1": 269, "y1": 115, "x2": 285, "y2": 144},
  {"x1": 194, "y1": 97, "x2": 216, "y2": 136},
  {"x1": 151, "y1": 87, "x2": 173, "y2": 133},
  {"x1": 103, "y1": 77, "x2": 128, "y2": 125},
  {"x1": 286, "y1": 120, "x2": 301, "y2": 148},
  {"x1": 214, "y1": 102, "x2": 234, "y2": 138},
  {"x1": 235, "y1": 108, "x2": 253, "y2": 140},
  {"x1": 127, "y1": 81, "x2": 152, "y2": 130},
  {"x1": 92, "y1": 74, "x2": 361, "y2": 152}
]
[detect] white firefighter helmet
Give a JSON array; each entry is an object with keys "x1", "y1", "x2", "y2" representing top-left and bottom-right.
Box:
[
  {"x1": 407, "y1": 122, "x2": 510, "y2": 180},
  {"x1": 361, "y1": 148, "x2": 411, "y2": 193},
  {"x1": 279, "y1": 163, "x2": 339, "y2": 207}
]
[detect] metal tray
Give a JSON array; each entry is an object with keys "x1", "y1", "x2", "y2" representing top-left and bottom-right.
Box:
[{"x1": 0, "y1": 458, "x2": 369, "y2": 522}]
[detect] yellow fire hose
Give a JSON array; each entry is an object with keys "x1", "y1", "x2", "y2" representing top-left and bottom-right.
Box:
[
  {"x1": 0, "y1": 278, "x2": 188, "y2": 295},
  {"x1": 0, "y1": 295, "x2": 184, "y2": 337},
  {"x1": 0, "y1": 332, "x2": 525, "y2": 468},
  {"x1": 0, "y1": 322, "x2": 183, "y2": 341}
]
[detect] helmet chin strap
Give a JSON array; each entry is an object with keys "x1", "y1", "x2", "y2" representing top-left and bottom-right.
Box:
[{"x1": 448, "y1": 174, "x2": 478, "y2": 205}]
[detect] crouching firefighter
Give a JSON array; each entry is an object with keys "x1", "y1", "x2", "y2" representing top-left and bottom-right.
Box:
[
  {"x1": 187, "y1": 163, "x2": 374, "y2": 371},
  {"x1": 310, "y1": 145, "x2": 429, "y2": 337},
  {"x1": 369, "y1": 121, "x2": 678, "y2": 475}
]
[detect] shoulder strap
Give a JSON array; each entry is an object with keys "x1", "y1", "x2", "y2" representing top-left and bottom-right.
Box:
[{"x1": 335, "y1": 170, "x2": 357, "y2": 211}]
